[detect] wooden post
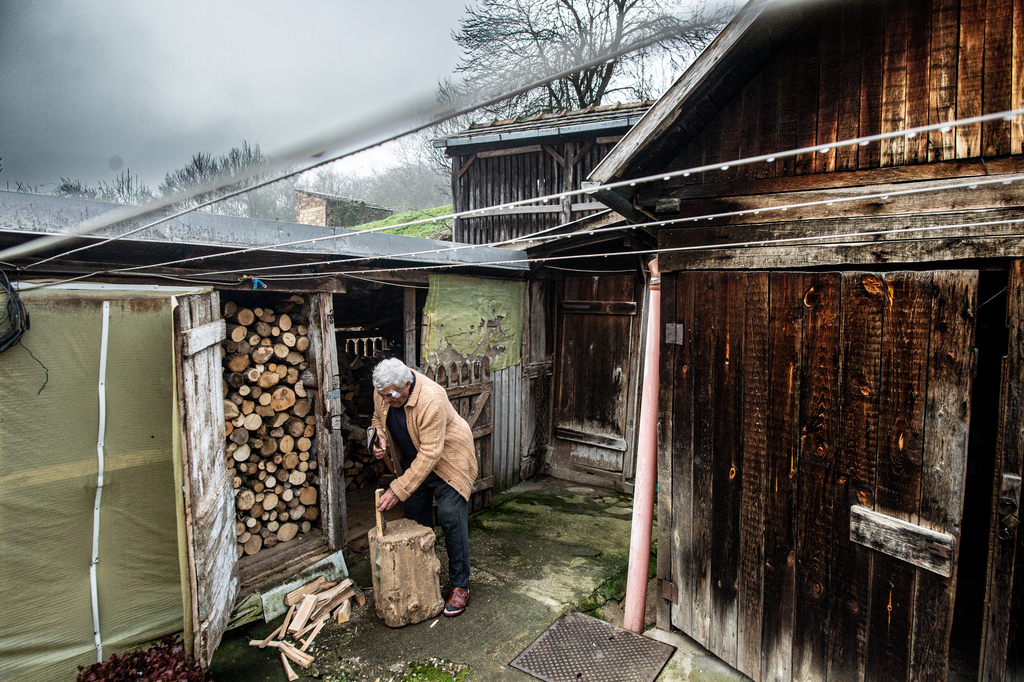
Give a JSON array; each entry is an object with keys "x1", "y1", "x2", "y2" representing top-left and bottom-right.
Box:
[
  {"x1": 308, "y1": 293, "x2": 347, "y2": 549},
  {"x1": 404, "y1": 288, "x2": 417, "y2": 368}
]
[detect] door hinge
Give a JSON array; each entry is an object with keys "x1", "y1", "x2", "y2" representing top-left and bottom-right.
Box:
[
  {"x1": 664, "y1": 323, "x2": 684, "y2": 345},
  {"x1": 660, "y1": 579, "x2": 678, "y2": 604}
]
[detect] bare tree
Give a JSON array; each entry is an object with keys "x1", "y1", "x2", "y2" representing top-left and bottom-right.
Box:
[
  {"x1": 158, "y1": 141, "x2": 294, "y2": 220},
  {"x1": 98, "y1": 169, "x2": 154, "y2": 204},
  {"x1": 450, "y1": 0, "x2": 726, "y2": 119},
  {"x1": 53, "y1": 178, "x2": 99, "y2": 200}
]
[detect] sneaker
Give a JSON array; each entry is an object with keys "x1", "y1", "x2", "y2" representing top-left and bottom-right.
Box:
[{"x1": 444, "y1": 587, "x2": 470, "y2": 617}]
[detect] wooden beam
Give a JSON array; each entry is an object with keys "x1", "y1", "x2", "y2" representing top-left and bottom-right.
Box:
[
  {"x1": 180, "y1": 319, "x2": 226, "y2": 357},
  {"x1": 478, "y1": 144, "x2": 543, "y2": 158},
  {"x1": 544, "y1": 145, "x2": 565, "y2": 166},
  {"x1": 457, "y1": 154, "x2": 477, "y2": 179},
  {"x1": 465, "y1": 205, "x2": 562, "y2": 217},
  {"x1": 849, "y1": 505, "x2": 955, "y2": 577},
  {"x1": 571, "y1": 140, "x2": 594, "y2": 167},
  {"x1": 555, "y1": 426, "x2": 628, "y2": 452}
]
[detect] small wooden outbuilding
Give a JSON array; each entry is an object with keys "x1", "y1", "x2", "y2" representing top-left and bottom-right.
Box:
[
  {"x1": 588, "y1": 0, "x2": 1024, "y2": 679},
  {"x1": 0, "y1": 190, "x2": 528, "y2": 679}
]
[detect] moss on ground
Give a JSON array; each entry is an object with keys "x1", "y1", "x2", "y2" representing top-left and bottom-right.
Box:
[{"x1": 349, "y1": 205, "x2": 452, "y2": 239}]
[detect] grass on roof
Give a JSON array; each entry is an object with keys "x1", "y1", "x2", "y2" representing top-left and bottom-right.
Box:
[{"x1": 350, "y1": 205, "x2": 452, "y2": 239}]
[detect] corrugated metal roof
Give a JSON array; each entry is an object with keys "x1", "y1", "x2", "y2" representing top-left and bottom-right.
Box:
[{"x1": 433, "y1": 101, "x2": 654, "y2": 149}]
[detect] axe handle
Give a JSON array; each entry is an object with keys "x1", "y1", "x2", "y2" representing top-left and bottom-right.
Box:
[{"x1": 374, "y1": 488, "x2": 387, "y2": 537}]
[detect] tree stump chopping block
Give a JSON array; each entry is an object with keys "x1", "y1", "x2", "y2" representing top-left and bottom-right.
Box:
[{"x1": 368, "y1": 518, "x2": 443, "y2": 627}]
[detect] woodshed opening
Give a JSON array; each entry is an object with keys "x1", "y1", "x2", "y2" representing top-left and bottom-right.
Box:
[
  {"x1": 949, "y1": 268, "x2": 1009, "y2": 680},
  {"x1": 219, "y1": 291, "x2": 332, "y2": 593},
  {"x1": 331, "y1": 280, "x2": 426, "y2": 542}
]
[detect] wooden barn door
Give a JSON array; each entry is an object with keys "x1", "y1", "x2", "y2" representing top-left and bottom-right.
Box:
[
  {"x1": 552, "y1": 274, "x2": 641, "y2": 480},
  {"x1": 173, "y1": 292, "x2": 238, "y2": 666},
  {"x1": 660, "y1": 270, "x2": 977, "y2": 682}
]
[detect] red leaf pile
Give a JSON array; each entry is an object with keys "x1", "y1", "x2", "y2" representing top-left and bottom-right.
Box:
[{"x1": 77, "y1": 636, "x2": 209, "y2": 682}]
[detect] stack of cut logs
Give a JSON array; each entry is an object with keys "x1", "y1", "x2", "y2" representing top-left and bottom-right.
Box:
[
  {"x1": 249, "y1": 575, "x2": 364, "y2": 680},
  {"x1": 221, "y1": 297, "x2": 320, "y2": 559},
  {"x1": 338, "y1": 353, "x2": 391, "y2": 490}
]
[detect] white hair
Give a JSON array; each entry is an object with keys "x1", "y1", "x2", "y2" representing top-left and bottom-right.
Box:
[{"x1": 372, "y1": 357, "x2": 413, "y2": 390}]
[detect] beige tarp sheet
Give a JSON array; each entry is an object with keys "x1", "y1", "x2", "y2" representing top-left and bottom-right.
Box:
[
  {"x1": 422, "y1": 274, "x2": 525, "y2": 371},
  {"x1": 0, "y1": 289, "x2": 183, "y2": 681}
]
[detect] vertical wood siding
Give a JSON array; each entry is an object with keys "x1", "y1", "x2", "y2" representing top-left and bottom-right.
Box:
[
  {"x1": 452, "y1": 142, "x2": 616, "y2": 244},
  {"x1": 663, "y1": 270, "x2": 977, "y2": 682},
  {"x1": 656, "y1": 0, "x2": 1024, "y2": 190}
]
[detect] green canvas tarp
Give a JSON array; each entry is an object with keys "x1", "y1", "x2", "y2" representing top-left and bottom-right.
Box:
[{"x1": 0, "y1": 288, "x2": 185, "y2": 681}]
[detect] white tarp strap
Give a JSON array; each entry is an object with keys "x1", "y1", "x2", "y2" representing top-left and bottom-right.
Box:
[{"x1": 90, "y1": 301, "x2": 110, "y2": 663}]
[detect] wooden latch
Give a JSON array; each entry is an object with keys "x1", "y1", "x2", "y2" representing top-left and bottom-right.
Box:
[
  {"x1": 660, "y1": 579, "x2": 678, "y2": 604},
  {"x1": 664, "y1": 323, "x2": 684, "y2": 345}
]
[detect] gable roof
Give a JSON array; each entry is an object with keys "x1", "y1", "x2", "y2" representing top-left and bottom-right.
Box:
[
  {"x1": 588, "y1": 0, "x2": 806, "y2": 187},
  {"x1": 433, "y1": 101, "x2": 654, "y2": 152}
]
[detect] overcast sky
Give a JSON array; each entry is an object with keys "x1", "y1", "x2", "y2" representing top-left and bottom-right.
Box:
[{"x1": 0, "y1": 0, "x2": 469, "y2": 191}]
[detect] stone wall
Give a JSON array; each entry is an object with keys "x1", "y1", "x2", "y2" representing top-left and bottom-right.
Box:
[{"x1": 294, "y1": 191, "x2": 391, "y2": 228}]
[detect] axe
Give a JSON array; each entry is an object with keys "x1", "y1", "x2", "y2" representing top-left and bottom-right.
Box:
[{"x1": 367, "y1": 426, "x2": 398, "y2": 475}]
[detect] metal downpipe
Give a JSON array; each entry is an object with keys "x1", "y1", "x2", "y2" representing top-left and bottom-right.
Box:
[{"x1": 624, "y1": 257, "x2": 660, "y2": 633}]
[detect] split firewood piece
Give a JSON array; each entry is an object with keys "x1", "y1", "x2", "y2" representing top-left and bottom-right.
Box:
[
  {"x1": 313, "y1": 578, "x2": 353, "y2": 604},
  {"x1": 236, "y1": 308, "x2": 255, "y2": 326},
  {"x1": 285, "y1": 351, "x2": 304, "y2": 366},
  {"x1": 224, "y1": 400, "x2": 240, "y2": 419},
  {"x1": 295, "y1": 336, "x2": 310, "y2": 352},
  {"x1": 223, "y1": 301, "x2": 238, "y2": 318},
  {"x1": 252, "y1": 346, "x2": 274, "y2": 364},
  {"x1": 292, "y1": 400, "x2": 312, "y2": 418},
  {"x1": 300, "y1": 618, "x2": 326, "y2": 652},
  {"x1": 227, "y1": 323, "x2": 248, "y2": 343},
  {"x1": 292, "y1": 614, "x2": 323, "y2": 640},
  {"x1": 277, "y1": 522, "x2": 299, "y2": 543},
  {"x1": 278, "y1": 314, "x2": 292, "y2": 331},
  {"x1": 243, "y1": 413, "x2": 262, "y2": 431},
  {"x1": 226, "y1": 353, "x2": 250, "y2": 372},
  {"x1": 283, "y1": 576, "x2": 325, "y2": 606},
  {"x1": 278, "y1": 641, "x2": 314, "y2": 669},
  {"x1": 288, "y1": 593, "x2": 318, "y2": 633},
  {"x1": 280, "y1": 652, "x2": 299, "y2": 682},
  {"x1": 333, "y1": 598, "x2": 351, "y2": 624},
  {"x1": 310, "y1": 589, "x2": 355, "y2": 623}
]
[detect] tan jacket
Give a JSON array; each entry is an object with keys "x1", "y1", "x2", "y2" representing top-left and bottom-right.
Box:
[{"x1": 371, "y1": 370, "x2": 478, "y2": 501}]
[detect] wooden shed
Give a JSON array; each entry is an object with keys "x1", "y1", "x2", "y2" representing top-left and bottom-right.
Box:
[
  {"x1": 587, "y1": 0, "x2": 1024, "y2": 679},
  {"x1": 434, "y1": 101, "x2": 652, "y2": 244},
  {"x1": 0, "y1": 190, "x2": 529, "y2": 678}
]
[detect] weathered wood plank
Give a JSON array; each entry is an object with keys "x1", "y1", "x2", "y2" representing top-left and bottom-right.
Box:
[
  {"x1": 928, "y1": 0, "x2": 961, "y2": 161},
  {"x1": 1014, "y1": 0, "x2": 1024, "y2": 155},
  {"x1": 865, "y1": 272, "x2": 932, "y2": 680},
  {"x1": 904, "y1": 0, "x2": 931, "y2": 164},
  {"x1": 309, "y1": 293, "x2": 346, "y2": 550},
  {"x1": 174, "y1": 291, "x2": 237, "y2": 667},
  {"x1": 849, "y1": 505, "x2": 956, "y2": 577},
  {"x1": 880, "y1": 0, "x2": 909, "y2": 167},
  {"x1": 670, "y1": 272, "x2": 696, "y2": 635},
  {"x1": 776, "y1": 41, "x2": 801, "y2": 178},
  {"x1": 983, "y1": 0, "x2": 1014, "y2": 156},
  {"x1": 181, "y1": 319, "x2": 226, "y2": 357},
  {"x1": 737, "y1": 272, "x2": 768, "y2": 680},
  {"x1": 477, "y1": 144, "x2": 543, "y2": 159},
  {"x1": 910, "y1": 271, "x2": 977, "y2": 680},
  {"x1": 690, "y1": 272, "x2": 717, "y2": 646},
  {"x1": 816, "y1": 0, "x2": 843, "y2": 174},
  {"x1": 761, "y1": 273, "x2": 802, "y2": 682},
  {"x1": 709, "y1": 273, "x2": 745, "y2": 666},
  {"x1": 827, "y1": 272, "x2": 884, "y2": 682},
  {"x1": 792, "y1": 273, "x2": 839, "y2": 682},
  {"x1": 656, "y1": 272, "x2": 677, "y2": 632},
  {"x1": 836, "y1": 0, "x2": 864, "y2": 171},
  {"x1": 858, "y1": 0, "x2": 885, "y2": 169},
  {"x1": 957, "y1": 0, "x2": 986, "y2": 157}
]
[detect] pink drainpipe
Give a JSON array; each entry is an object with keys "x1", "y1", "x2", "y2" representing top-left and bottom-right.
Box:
[{"x1": 624, "y1": 257, "x2": 660, "y2": 633}]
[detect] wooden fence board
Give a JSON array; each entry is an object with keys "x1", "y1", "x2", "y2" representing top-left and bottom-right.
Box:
[
  {"x1": 792, "y1": 273, "x2": 840, "y2": 682},
  {"x1": 737, "y1": 273, "x2": 769, "y2": 680},
  {"x1": 827, "y1": 272, "x2": 885, "y2": 682},
  {"x1": 670, "y1": 273, "x2": 696, "y2": 635},
  {"x1": 761, "y1": 273, "x2": 803, "y2": 681}
]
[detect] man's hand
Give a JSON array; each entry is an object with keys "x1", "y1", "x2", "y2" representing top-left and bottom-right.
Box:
[
  {"x1": 376, "y1": 488, "x2": 399, "y2": 511},
  {"x1": 372, "y1": 433, "x2": 387, "y2": 460}
]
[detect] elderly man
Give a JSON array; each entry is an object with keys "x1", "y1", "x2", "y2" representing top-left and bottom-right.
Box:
[{"x1": 370, "y1": 357, "x2": 478, "y2": 617}]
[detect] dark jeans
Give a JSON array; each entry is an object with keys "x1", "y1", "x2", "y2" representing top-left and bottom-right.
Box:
[{"x1": 402, "y1": 471, "x2": 470, "y2": 589}]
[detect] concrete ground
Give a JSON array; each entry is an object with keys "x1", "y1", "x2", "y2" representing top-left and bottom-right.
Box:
[{"x1": 210, "y1": 476, "x2": 749, "y2": 682}]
